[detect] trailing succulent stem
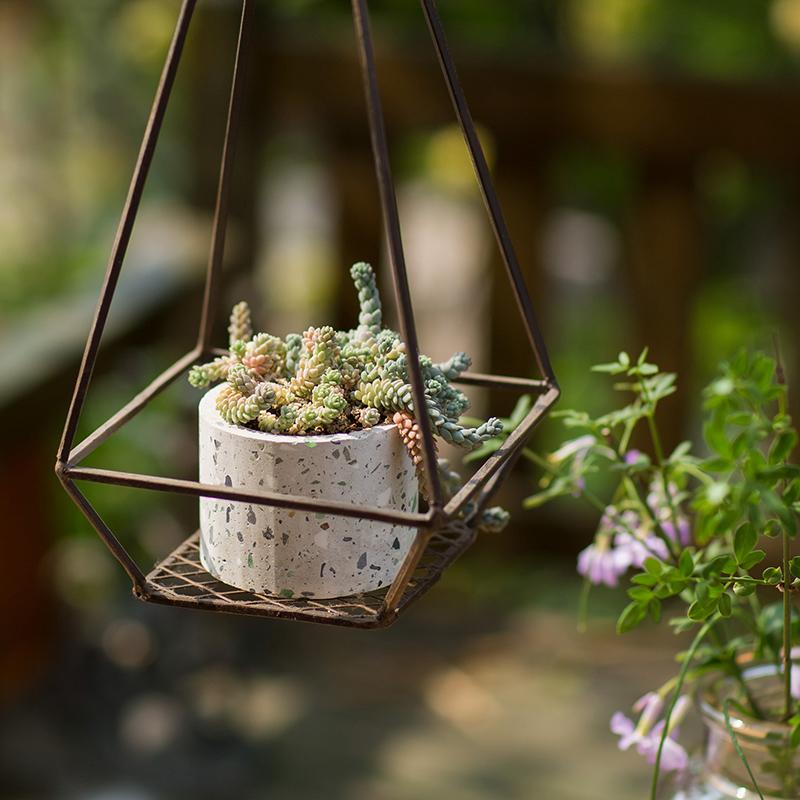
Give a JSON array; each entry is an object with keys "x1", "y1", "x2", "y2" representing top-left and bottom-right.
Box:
[{"x1": 189, "y1": 262, "x2": 503, "y2": 501}]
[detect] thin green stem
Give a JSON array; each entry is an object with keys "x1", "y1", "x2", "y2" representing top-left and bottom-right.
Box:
[
  {"x1": 651, "y1": 617, "x2": 718, "y2": 800},
  {"x1": 723, "y1": 699, "x2": 765, "y2": 800},
  {"x1": 577, "y1": 577, "x2": 591, "y2": 633},
  {"x1": 647, "y1": 411, "x2": 685, "y2": 543},
  {"x1": 622, "y1": 475, "x2": 681, "y2": 561}
]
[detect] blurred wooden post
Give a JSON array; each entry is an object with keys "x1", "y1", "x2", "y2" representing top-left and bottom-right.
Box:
[
  {"x1": 489, "y1": 151, "x2": 550, "y2": 414},
  {"x1": 0, "y1": 440, "x2": 54, "y2": 700},
  {"x1": 330, "y1": 144, "x2": 384, "y2": 330},
  {"x1": 626, "y1": 159, "x2": 702, "y2": 450}
]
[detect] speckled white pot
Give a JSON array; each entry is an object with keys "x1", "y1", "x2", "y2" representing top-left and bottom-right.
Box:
[{"x1": 198, "y1": 384, "x2": 418, "y2": 599}]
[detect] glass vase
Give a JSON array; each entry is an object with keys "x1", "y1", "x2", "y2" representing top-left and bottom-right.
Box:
[{"x1": 669, "y1": 663, "x2": 799, "y2": 800}]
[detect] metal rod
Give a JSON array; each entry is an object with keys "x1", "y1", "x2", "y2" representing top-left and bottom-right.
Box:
[
  {"x1": 57, "y1": 477, "x2": 148, "y2": 595},
  {"x1": 197, "y1": 0, "x2": 253, "y2": 350},
  {"x1": 444, "y1": 386, "x2": 559, "y2": 516},
  {"x1": 381, "y1": 525, "x2": 436, "y2": 614},
  {"x1": 470, "y1": 431, "x2": 528, "y2": 518},
  {"x1": 351, "y1": 0, "x2": 443, "y2": 509},
  {"x1": 419, "y1": 0, "x2": 556, "y2": 384},
  {"x1": 56, "y1": 0, "x2": 197, "y2": 465},
  {"x1": 68, "y1": 348, "x2": 202, "y2": 467},
  {"x1": 66, "y1": 466, "x2": 435, "y2": 528},
  {"x1": 453, "y1": 372, "x2": 549, "y2": 391}
]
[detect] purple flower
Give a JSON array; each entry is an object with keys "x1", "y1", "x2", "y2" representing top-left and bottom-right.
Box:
[
  {"x1": 577, "y1": 539, "x2": 631, "y2": 587},
  {"x1": 615, "y1": 531, "x2": 669, "y2": 567},
  {"x1": 787, "y1": 648, "x2": 800, "y2": 701},
  {"x1": 610, "y1": 692, "x2": 690, "y2": 774},
  {"x1": 578, "y1": 506, "x2": 672, "y2": 586},
  {"x1": 660, "y1": 518, "x2": 692, "y2": 547},
  {"x1": 610, "y1": 711, "x2": 639, "y2": 750},
  {"x1": 624, "y1": 449, "x2": 644, "y2": 465},
  {"x1": 647, "y1": 480, "x2": 693, "y2": 546},
  {"x1": 637, "y1": 722, "x2": 689, "y2": 772}
]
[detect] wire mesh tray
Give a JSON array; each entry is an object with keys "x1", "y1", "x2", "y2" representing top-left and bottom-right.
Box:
[{"x1": 140, "y1": 518, "x2": 477, "y2": 628}]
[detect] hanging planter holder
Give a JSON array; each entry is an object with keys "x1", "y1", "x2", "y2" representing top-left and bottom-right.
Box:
[{"x1": 55, "y1": 0, "x2": 559, "y2": 629}]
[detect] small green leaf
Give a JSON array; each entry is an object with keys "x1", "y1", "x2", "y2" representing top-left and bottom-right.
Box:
[
  {"x1": 688, "y1": 598, "x2": 717, "y2": 621},
  {"x1": 679, "y1": 550, "x2": 694, "y2": 577},
  {"x1": 769, "y1": 430, "x2": 797, "y2": 464},
  {"x1": 718, "y1": 593, "x2": 732, "y2": 618},
  {"x1": 790, "y1": 556, "x2": 800, "y2": 579},
  {"x1": 790, "y1": 720, "x2": 800, "y2": 749},
  {"x1": 762, "y1": 567, "x2": 783, "y2": 585},
  {"x1": 648, "y1": 598, "x2": 662, "y2": 623},
  {"x1": 617, "y1": 602, "x2": 647, "y2": 634},
  {"x1": 644, "y1": 558, "x2": 663, "y2": 577},
  {"x1": 739, "y1": 550, "x2": 766, "y2": 570},
  {"x1": 734, "y1": 523, "x2": 758, "y2": 564},
  {"x1": 704, "y1": 419, "x2": 732, "y2": 459},
  {"x1": 707, "y1": 482, "x2": 730, "y2": 506}
]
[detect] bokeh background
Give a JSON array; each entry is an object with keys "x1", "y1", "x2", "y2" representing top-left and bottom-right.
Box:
[{"x1": 2, "y1": 1, "x2": 800, "y2": 798}]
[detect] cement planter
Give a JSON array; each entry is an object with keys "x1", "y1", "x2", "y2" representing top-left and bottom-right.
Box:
[{"x1": 198, "y1": 384, "x2": 419, "y2": 599}]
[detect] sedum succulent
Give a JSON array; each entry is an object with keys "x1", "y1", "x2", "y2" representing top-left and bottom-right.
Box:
[{"x1": 189, "y1": 262, "x2": 503, "y2": 494}]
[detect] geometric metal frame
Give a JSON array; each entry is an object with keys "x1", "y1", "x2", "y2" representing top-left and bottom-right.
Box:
[{"x1": 54, "y1": 0, "x2": 559, "y2": 628}]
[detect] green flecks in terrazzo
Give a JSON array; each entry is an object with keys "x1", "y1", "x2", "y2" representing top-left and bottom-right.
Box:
[
  {"x1": 280, "y1": 588, "x2": 294, "y2": 598},
  {"x1": 304, "y1": 440, "x2": 317, "y2": 448},
  {"x1": 247, "y1": 553, "x2": 253, "y2": 568}
]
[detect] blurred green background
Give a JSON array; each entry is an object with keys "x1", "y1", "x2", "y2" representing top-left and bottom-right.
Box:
[{"x1": 2, "y1": 1, "x2": 800, "y2": 798}]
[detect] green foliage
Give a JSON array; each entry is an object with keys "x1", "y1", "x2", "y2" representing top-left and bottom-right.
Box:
[
  {"x1": 472, "y1": 347, "x2": 800, "y2": 784},
  {"x1": 189, "y1": 262, "x2": 502, "y2": 499}
]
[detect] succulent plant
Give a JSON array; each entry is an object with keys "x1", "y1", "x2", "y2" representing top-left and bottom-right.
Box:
[{"x1": 189, "y1": 262, "x2": 504, "y2": 508}]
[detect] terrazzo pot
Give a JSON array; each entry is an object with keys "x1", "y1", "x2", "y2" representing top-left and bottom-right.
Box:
[{"x1": 198, "y1": 384, "x2": 419, "y2": 599}]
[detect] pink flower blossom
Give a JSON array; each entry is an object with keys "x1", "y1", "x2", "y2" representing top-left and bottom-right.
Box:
[
  {"x1": 787, "y1": 648, "x2": 800, "y2": 701},
  {"x1": 624, "y1": 449, "x2": 644, "y2": 465},
  {"x1": 610, "y1": 692, "x2": 690, "y2": 774},
  {"x1": 578, "y1": 507, "x2": 671, "y2": 586},
  {"x1": 615, "y1": 531, "x2": 669, "y2": 566},
  {"x1": 577, "y1": 539, "x2": 631, "y2": 587}
]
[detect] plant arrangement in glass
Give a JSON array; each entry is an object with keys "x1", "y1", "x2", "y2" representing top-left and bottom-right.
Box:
[{"x1": 474, "y1": 349, "x2": 800, "y2": 799}]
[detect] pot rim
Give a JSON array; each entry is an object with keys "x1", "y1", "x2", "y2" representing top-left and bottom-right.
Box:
[
  {"x1": 199, "y1": 383, "x2": 397, "y2": 444},
  {"x1": 698, "y1": 655, "x2": 797, "y2": 738}
]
